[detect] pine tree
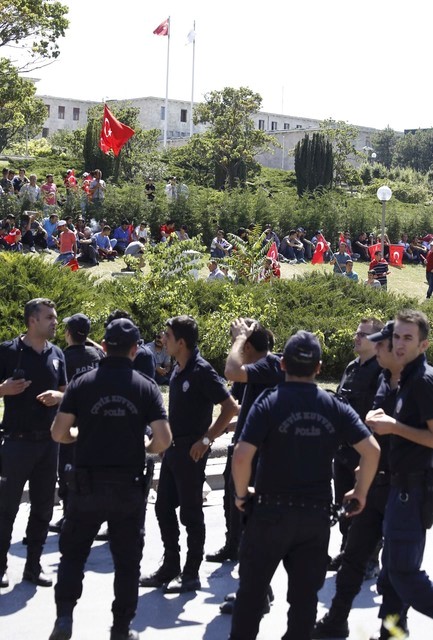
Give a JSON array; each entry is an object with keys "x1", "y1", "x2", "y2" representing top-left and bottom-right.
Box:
[{"x1": 294, "y1": 133, "x2": 333, "y2": 196}]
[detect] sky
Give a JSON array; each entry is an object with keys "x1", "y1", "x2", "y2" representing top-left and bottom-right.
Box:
[{"x1": 12, "y1": 0, "x2": 433, "y2": 132}]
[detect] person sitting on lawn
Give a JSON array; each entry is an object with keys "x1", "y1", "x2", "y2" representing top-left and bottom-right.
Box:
[{"x1": 94, "y1": 225, "x2": 118, "y2": 261}]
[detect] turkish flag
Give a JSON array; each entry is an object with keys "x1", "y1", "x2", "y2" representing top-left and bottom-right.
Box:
[
  {"x1": 99, "y1": 105, "x2": 135, "y2": 157},
  {"x1": 312, "y1": 234, "x2": 329, "y2": 264},
  {"x1": 266, "y1": 241, "x2": 279, "y2": 261},
  {"x1": 389, "y1": 244, "x2": 404, "y2": 267},
  {"x1": 368, "y1": 243, "x2": 381, "y2": 261},
  {"x1": 153, "y1": 19, "x2": 169, "y2": 36}
]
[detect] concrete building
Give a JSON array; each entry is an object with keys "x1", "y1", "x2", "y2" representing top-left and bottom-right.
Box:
[{"x1": 37, "y1": 93, "x2": 382, "y2": 170}]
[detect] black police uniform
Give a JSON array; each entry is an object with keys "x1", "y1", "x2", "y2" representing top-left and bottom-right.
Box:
[
  {"x1": 229, "y1": 382, "x2": 371, "y2": 640},
  {"x1": 378, "y1": 354, "x2": 433, "y2": 627},
  {"x1": 57, "y1": 343, "x2": 105, "y2": 513},
  {"x1": 313, "y1": 370, "x2": 395, "y2": 638},
  {"x1": 155, "y1": 347, "x2": 229, "y2": 579},
  {"x1": 134, "y1": 341, "x2": 155, "y2": 379},
  {"x1": 0, "y1": 336, "x2": 67, "y2": 576},
  {"x1": 218, "y1": 354, "x2": 284, "y2": 559},
  {"x1": 53, "y1": 356, "x2": 167, "y2": 634},
  {"x1": 334, "y1": 355, "x2": 382, "y2": 544}
]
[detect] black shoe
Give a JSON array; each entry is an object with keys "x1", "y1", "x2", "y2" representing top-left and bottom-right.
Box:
[
  {"x1": 48, "y1": 617, "x2": 73, "y2": 640},
  {"x1": 110, "y1": 629, "x2": 139, "y2": 640},
  {"x1": 23, "y1": 567, "x2": 53, "y2": 587},
  {"x1": 312, "y1": 613, "x2": 349, "y2": 638},
  {"x1": 224, "y1": 592, "x2": 237, "y2": 602},
  {"x1": 139, "y1": 565, "x2": 180, "y2": 588},
  {"x1": 95, "y1": 526, "x2": 109, "y2": 541},
  {"x1": 220, "y1": 595, "x2": 271, "y2": 616},
  {"x1": 327, "y1": 552, "x2": 343, "y2": 571},
  {"x1": 205, "y1": 545, "x2": 238, "y2": 563},
  {"x1": 0, "y1": 571, "x2": 9, "y2": 588},
  {"x1": 163, "y1": 574, "x2": 201, "y2": 593},
  {"x1": 49, "y1": 518, "x2": 64, "y2": 534}
]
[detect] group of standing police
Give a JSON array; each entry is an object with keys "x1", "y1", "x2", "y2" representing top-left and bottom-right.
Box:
[{"x1": 1, "y1": 300, "x2": 433, "y2": 640}]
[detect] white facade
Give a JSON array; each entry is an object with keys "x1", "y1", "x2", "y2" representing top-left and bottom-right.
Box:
[{"x1": 37, "y1": 93, "x2": 384, "y2": 169}]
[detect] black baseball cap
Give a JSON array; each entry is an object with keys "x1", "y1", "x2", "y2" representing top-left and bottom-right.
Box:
[
  {"x1": 104, "y1": 318, "x2": 140, "y2": 347},
  {"x1": 367, "y1": 320, "x2": 394, "y2": 343},
  {"x1": 283, "y1": 330, "x2": 321, "y2": 366},
  {"x1": 63, "y1": 313, "x2": 91, "y2": 337}
]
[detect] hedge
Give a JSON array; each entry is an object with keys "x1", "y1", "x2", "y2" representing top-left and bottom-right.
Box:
[{"x1": 1, "y1": 254, "x2": 429, "y2": 380}]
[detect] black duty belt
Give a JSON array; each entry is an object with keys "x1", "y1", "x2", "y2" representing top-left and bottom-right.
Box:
[
  {"x1": 4, "y1": 430, "x2": 51, "y2": 442},
  {"x1": 391, "y1": 471, "x2": 426, "y2": 489},
  {"x1": 171, "y1": 435, "x2": 199, "y2": 447},
  {"x1": 89, "y1": 468, "x2": 144, "y2": 483},
  {"x1": 256, "y1": 494, "x2": 330, "y2": 512}
]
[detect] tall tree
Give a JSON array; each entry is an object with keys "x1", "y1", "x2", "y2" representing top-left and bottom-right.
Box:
[
  {"x1": 319, "y1": 118, "x2": 359, "y2": 185},
  {"x1": 294, "y1": 133, "x2": 333, "y2": 196},
  {"x1": 0, "y1": 58, "x2": 47, "y2": 152},
  {"x1": 393, "y1": 129, "x2": 433, "y2": 172},
  {"x1": 371, "y1": 126, "x2": 398, "y2": 169},
  {"x1": 0, "y1": 0, "x2": 69, "y2": 71},
  {"x1": 193, "y1": 86, "x2": 275, "y2": 189}
]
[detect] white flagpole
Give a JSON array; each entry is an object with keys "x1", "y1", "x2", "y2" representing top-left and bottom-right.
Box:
[
  {"x1": 190, "y1": 21, "x2": 196, "y2": 138},
  {"x1": 164, "y1": 16, "x2": 171, "y2": 148}
]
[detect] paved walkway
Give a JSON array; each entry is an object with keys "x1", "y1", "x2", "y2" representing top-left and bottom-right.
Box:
[{"x1": 2, "y1": 484, "x2": 433, "y2": 639}]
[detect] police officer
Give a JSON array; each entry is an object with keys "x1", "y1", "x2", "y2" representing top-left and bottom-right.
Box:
[
  {"x1": 366, "y1": 309, "x2": 433, "y2": 640},
  {"x1": 207, "y1": 317, "x2": 284, "y2": 565},
  {"x1": 0, "y1": 298, "x2": 67, "y2": 589},
  {"x1": 313, "y1": 321, "x2": 404, "y2": 639},
  {"x1": 50, "y1": 313, "x2": 105, "y2": 533},
  {"x1": 140, "y1": 315, "x2": 238, "y2": 593},
  {"x1": 104, "y1": 309, "x2": 155, "y2": 379},
  {"x1": 229, "y1": 331, "x2": 380, "y2": 640},
  {"x1": 48, "y1": 318, "x2": 171, "y2": 640},
  {"x1": 331, "y1": 317, "x2": 383, "y2": 569}
]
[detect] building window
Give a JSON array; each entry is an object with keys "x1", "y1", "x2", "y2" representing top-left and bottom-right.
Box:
[
  {"x1": 45, "y1": 104, "x2": 50, "y2": 117},
  {"x1": 180, "y1": 109, "x2": 187, "y2": 123},
  {"x1": 58, "y1": 106, "x2": 65, "y2": 120},
  {"x1": 42, "y1": 128, "x2": 49, "y2": 138},
  {"x1": 160, "y1": 106, "x2": 165, "y2": 120},
  {"x1": 296, "y1": 124, "x2": 302, "y2": 129},
  {"x1": 258, "y1": 119, "x2": 265, "y2": 130},
  {"x1": 73, "y1": 107, "x2": 80, "y2": 121},
  {"x1": 271, "y1": 121, "x2": 278, "y2": 131},
  {"x1": 284, "y1": 123, "x2": 290, "y2": 130}
]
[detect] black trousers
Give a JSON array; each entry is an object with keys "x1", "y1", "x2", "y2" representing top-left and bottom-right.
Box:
[
  {"x1": 155, "y1": 442, "x2": 208, "y2": 572},
  {"x1": 55, "y1": 479, "x2": 145, "y2": 632},
  {"x1": 0, "y1": 438, "x2": 57, "y2": 571},
  {"x1": 230, "y1": 503, "x2": 330, "y2": 640},
  {"x1": 222, "y1": 444, "x2": 242, "y2": 551},
  {"x1": 331, "y1": 482, "x2": 389, "y2": 618}
]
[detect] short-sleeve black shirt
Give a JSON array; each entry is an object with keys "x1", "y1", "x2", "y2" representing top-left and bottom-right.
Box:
[
  {"x1": 240, "y1": 382, "x2": 371, "y2": 501},
  {"x1": 0, "y1": 336, "x2": 67, "y2": 433},
  {"x1": 168, "y1": 347, "x2": 229, "y2": 439},
  {"x1": 391, "y1": 354, "x2": 433, "y2": 473},
  {"x1": 337, "y1": 355, "x2": 382, "y2": 420},
  {"x1": 63, "y1": 344, "x2": 104, "y2": 381},
  {"x1": 234, "y1": 353, "x2": 285, "y2": 442},
  {"x1": 59, "y1": 356, "x2": 167, "y2": 471},
  {"x1": 134, "y1": 342, "x2": 156, "y2": 379}
]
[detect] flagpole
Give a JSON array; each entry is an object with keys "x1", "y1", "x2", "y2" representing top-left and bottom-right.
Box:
[
  {"x1": 163, "y1": 16, "x2": 171, "y2": 148},
  {"x1": 190, "y1": 20, "x2": 195, "y2": 138}
]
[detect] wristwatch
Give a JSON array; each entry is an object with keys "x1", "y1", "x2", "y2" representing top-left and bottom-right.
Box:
[{"x1": 202, "y1": 436, "x2": 212, "y2": 446}]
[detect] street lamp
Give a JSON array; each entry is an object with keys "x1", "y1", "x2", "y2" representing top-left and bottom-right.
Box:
[{"x1": 376, "y1": 185, "x2": 392, "y2": 256}]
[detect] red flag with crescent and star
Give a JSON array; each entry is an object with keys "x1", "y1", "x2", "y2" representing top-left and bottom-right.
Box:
[
  {"x1": 311, "y1": 233, "x2": 329, "y2": 265},
  {"x1": 99, "y1": 105, "x2": 135, "y2": 157},
  {"x1": 153, "y1": 18, "x2": 169, "y2": 36},
  {"x1": 266, "y1": 242, "x2": 279, "y2": 261},
  {"x1": 388, "y1": 244, "x2": 404, "y2": 267}
]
